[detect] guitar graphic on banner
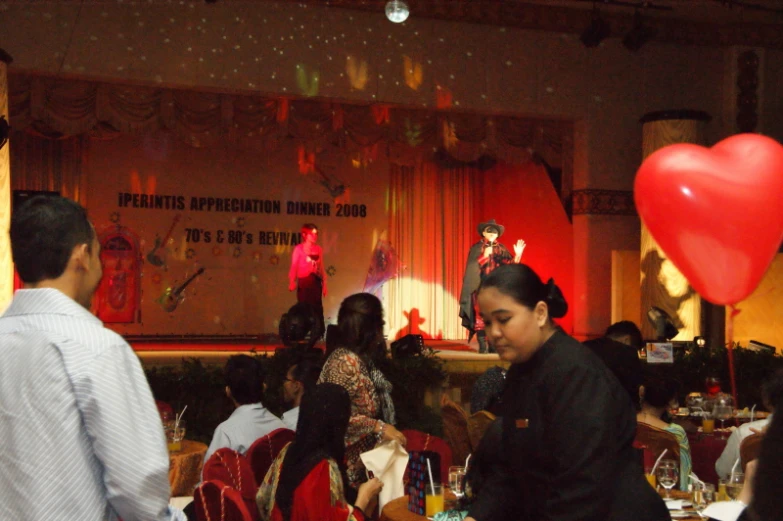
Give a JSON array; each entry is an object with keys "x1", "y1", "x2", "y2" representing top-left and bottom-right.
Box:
[
  {"x1": 158, "y1": 267, "x2": 205, "y2": 312},
  {"x1": 147, "y1": 214, "x2": 181, "y2": 268}
]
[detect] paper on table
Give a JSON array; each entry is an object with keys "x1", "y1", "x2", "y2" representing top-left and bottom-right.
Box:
[
  {"x1": 169, "y1": 496, "x2": 193, "y2": 510},
  {"x1": 664, "y1": 500, "x2": 683, "y2": 510},
  {"x1": 360, "y1": 440, "x2": 409, "y2": 513},
  {"x1": 701, "y1": 501, "x2": 747, "y2": 521}
]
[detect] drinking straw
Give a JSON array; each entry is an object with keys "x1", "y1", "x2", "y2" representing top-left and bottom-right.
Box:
[
  {"x1": 750, "y1": 404, "x2": 757, "y2": 422},
  {"x1": 174, "y1": 405, "x2": 188, "y2": 433},
  {"x1": 426, "y1": 458, "x2": 436, "y2": 494},
  {"x1": 651, "y1": 449, "x2": 668, "y2": 475},
  {"x1": 689, "y1": 473, "x2": 705, "y2": 487},
  {"x1": 464, "y1": 454, "x2": 471, "y2": 471},
  {"x1": 731, "y1": 457, "x2": 741, "y2": 475}
]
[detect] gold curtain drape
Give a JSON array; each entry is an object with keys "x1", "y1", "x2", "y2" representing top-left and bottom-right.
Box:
[
  {"x1": 386, "y1": 163, "x2": 474, "y2": 340},
  {"x1": 8, "y1": 74, "x2": 565, "y2": 169},
  {"x1": 9, "y1": 131, "x2": 88, "y2": 206},
  {"x1": 0, "y1": 57, "x2": 11, "y2": 311},
  {"x1": 640, "y1": 116, "x2": 709, "y2": 341}
]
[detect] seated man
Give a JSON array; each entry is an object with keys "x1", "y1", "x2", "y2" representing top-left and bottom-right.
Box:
[
  {"x1": 715, "y1": 368, "x2": 783, "y2": 480},
  {"x1": 583, "y1": 320, "x2": 644, "y2": 410},
  {"x1": 281, "y1": 354, "x2": 322, "y2": 430},
  {"x1": 204, "y1": 355, "x2": 286, "y2": 463}
]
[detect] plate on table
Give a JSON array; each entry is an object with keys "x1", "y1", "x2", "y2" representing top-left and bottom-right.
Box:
[{"x1": 670, "y1": 510, "x2": 691, "y2": 519}]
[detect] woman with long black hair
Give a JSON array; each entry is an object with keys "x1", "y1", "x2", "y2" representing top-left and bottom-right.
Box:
[
  {"x1": 256, "y1": 383, "x2": 382, "y2": 521},
  {"x1": 318, "y1": 293, "x2": 406, "y2": 488}
]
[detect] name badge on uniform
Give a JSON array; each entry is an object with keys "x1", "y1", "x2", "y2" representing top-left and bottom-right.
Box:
[{"x1": 515, "y1": 418, "x2": 529, "y2": 429}]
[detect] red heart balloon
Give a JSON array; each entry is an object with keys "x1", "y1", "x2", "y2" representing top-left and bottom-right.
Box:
[{"x1": 635, "y1": 134, "x2": 783, "y2": 305}]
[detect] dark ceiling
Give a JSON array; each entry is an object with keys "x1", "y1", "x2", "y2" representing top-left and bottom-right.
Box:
[{"x1": 281, "y1": 0, "x2": 783, "y2": 48}]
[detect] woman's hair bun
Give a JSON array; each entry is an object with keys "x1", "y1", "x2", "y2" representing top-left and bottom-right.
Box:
[{"x1": 544, "y1": 278, "x2": 568, "y2": 319}]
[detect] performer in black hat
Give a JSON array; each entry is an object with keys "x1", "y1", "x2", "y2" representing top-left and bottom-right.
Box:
[{"x1": 458, "y1": 219, "x2": 526, "y2": 353}]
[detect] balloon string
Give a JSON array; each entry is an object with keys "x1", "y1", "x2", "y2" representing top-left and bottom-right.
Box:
[{"x1": 727, "y1": 305, "x2": 741, "y2": 422}]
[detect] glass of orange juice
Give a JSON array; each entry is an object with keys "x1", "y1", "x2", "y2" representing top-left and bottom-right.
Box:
[
  {"x1": 425, "y1": 484, "x2": 444, "y2": 517},
  {"x1": 702, "y1": 415, "x2": 715, "y2": 434},
  {"x1": 645, "y1": 467, "x2": 656, "y2": 488}
]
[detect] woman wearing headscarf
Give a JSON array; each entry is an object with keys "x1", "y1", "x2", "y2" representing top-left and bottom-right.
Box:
[
  {"x1": 256, "y1": 383, "x2": 383, "y2": 521},
  {"x1": 465, "y1": 263, "x2": 668, "y2": 521},
  {"x1": 318, "y1": 293, "x2": 406, "y2": 488}
]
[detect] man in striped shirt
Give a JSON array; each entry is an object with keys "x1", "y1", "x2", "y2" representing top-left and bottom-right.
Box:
[{"x1": 0, "y1": 196, "x2": 185, "y2": 521}]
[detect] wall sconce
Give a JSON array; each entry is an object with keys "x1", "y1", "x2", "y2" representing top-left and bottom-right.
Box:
[
  {"x1": 622, "y1": 10, "x2": 657, "y2": 51},
  {"x1": 385, "y1": 0, "x2": 410, "y2": 23},
  {"x1": 580, "y1": 9, "x2": 611, "y2": 48},
  {"x1": 694, "y1": 336, "x2": 707, "y2": 348}
]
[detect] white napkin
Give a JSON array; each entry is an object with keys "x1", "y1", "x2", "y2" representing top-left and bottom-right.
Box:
[
  {"x1": 169, "y1": 496, "x2": 193, "y2": 510},
  {"x1": 359, "y1": 440, "x2": 409, "y2": 513},
  {"x1": 701, "y1": 501, "x2": 747, "y2": 521},
  {"x1": 664, "y1": 500, "x2": 683, "y2": 510}
]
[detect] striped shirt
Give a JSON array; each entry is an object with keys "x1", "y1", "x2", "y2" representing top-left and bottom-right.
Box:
[{"x1": 0, "y1": 288, "x2": 185, "y2": 521}]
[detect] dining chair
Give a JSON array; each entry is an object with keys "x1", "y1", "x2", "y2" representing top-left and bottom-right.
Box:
[
  {"x1": 402, "y1": 429, "x2": 453, "y2": 481},
  {"x1": 246, "y1": 428, "x2": 296, "y2": 485},
  {"x1": 467, "y1": 410, "x2": 497, "y2": 450},
  {"x1": 155, "y1": 400, "x2": 174, "y2": 420},
  {"x1": 634, "y1": 422, "x2": 681, "y2": 469},
  {"x1": 440, "y1": 393, "x2": 472, "y2": 465},
  {"x1": 739, "y1": 432, "x2": 764, "y2": 471},
  {"x1": 194, "y1": 479, "x2": 254, "y2": 521},
  {"x1": 202, "y1": 448, "x2": 259, "y2": 521}
]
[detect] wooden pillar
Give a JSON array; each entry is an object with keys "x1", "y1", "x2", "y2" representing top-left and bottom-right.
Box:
[
  {"x1": 0, "y1": 50, "x2": 12, "y2": 313},
  {"x1": 639, "y1": 110, "x2": 712, "y2": 342}
]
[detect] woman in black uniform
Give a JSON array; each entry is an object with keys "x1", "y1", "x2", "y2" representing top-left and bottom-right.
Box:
[{"x1": 465, "y1": 263, "x2": 668, "y2": 521}]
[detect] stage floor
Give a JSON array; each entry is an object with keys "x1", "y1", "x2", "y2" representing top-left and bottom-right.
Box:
[{"x1": 135, "y1": 338, "x2": 505, "y2": 373}]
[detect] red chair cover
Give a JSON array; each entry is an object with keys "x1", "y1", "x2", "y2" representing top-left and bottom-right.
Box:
[
  {"x1": 194, "y1": 480, "x2": 254, "y2": 521},
  {"x1": 402, "y1": 429, "x2": 453, "y2": 482},
  {"x1": 156, "y1": 400, "x2": 174, "y2": 420},
  {"x1": 202, "y1": 449, "x2": 259, "y2": 521},
  {"x1": 246, "y1": 428, "x2": 296, "y2": 485}
]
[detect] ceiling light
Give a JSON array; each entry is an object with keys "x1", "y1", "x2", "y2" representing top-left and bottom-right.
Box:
[{"x1": 385, "y1": 0, "x2": 410, "y2": 23}]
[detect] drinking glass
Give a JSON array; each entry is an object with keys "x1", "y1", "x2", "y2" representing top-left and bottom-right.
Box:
[
  {"x1": 166, "y1": 419, "x2": 186, "y2": 452},
  {"x1": 726, "y1": 472, "x2": 744, "y2": 500},
  {"x1": 655, "y1": 459, "x2": 679, "y2": 498},
  {"x1": 693, "y1": 482, "x2": 715, "y2": 511},
  {"x1": 425, "y1": 484, "x2": 444, "y2": 517},
  {"x1": 448, "y1": 466, "x2": 466, "y2": 499},
  {"x1": 702, "y1": 413, "x2": 716, "y2": 433},
  {"x1": 713, "y1": 405, "x2": 733, "y2": 429},
  {"x1": 644, "y1": 466, "x2": 656, "y2": 489}
]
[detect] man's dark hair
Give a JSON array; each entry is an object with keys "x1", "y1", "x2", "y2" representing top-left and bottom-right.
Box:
[
  {"x1": 288, "y1": 354, "x2": 323, "y2": 396},
  {"x1": 224, "y1": 355, "x2": 264, "y2": 405},
  {"x1": 605, "y1": 320, "x2": 644, "y2": 349},
  {"x1": 10, "y1": 195, "x2": 95, "y2": 283}
]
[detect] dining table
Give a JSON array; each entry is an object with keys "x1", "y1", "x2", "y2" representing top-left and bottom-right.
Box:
[
  {"x1": 169, "y1": 439, "x2": 208, "y2": 497},
  {"x1": 379, "y1": 489, "x2": 705, "y2": 521}
]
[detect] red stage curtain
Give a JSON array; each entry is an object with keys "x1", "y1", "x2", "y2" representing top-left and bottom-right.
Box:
[{"x1": 471, "y1": 162, "x2": 574, "y2": 334}]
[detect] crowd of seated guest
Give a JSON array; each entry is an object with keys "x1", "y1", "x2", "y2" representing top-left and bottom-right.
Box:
[{"x1": 715, "y1": 368, "x2": 782, "y2": 480}]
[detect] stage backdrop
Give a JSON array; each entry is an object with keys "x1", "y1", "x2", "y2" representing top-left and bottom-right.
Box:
[{"x1": 85, "y1": 130, "x2": 388, "y2": 337}]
